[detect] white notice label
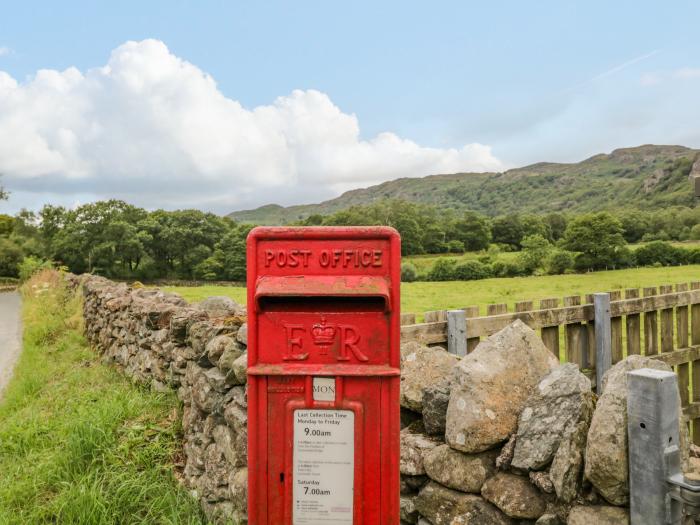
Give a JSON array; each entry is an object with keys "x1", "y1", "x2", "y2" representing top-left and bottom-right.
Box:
[
  {"x1": 312, "y1": 377, "x2": 336, "y2": 402},
  {"x1": 293, "y1": 409, "x2": 354, "y2": 524}
]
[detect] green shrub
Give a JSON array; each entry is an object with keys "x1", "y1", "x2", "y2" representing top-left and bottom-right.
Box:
[
  {"x1": 18, "y1": 256, "x2": 53, "y2": 282},
  {"x1": 453, "y1": 260, "x2": 492, "y2": 281},
  {"x1": 427, "y1": 258, "x2": 457, "y2": 281},
  {"x1": 0, "y1": 238, "x2": 23, "y2": 277},
  {"x1": 401, "y1": 263, "x2": 419, "y2": 282},
  {"x1": 491, "y1": 260, "x2": 527, "y2": 278},
  {"x1": 634, "y1": 241, "x2": 686, "y2": 266},
  {"x1": 691, "y1": 224, "x2": 700, "y2": 241},
  {"x1": 446, "y1": 240, "x2": 465, "y2": 254},
  {"x1": 547, "y1": 250, "x2": 575, "y2": 274}
]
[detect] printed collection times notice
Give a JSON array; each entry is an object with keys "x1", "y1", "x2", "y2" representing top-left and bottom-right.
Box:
[{"x1": 293, "y1": 410, "x2": 354, "y2": 524}]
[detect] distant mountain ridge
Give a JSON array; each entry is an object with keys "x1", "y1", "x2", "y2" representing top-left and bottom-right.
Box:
[{"x1": 228, "y1": 145, "x2": 699, "y2": 224}]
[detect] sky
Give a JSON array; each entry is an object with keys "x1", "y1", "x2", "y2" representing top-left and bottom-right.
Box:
[{"x1": 1, "y1": 0, "x2": 700, "y2": 215}]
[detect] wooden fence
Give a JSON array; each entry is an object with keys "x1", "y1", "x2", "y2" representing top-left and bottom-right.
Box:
[{"x1": 399, "y1": 281, "x2": 700, "y2": 443}]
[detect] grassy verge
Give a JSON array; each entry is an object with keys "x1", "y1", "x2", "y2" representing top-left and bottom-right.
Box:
[
  {"x1": 164, "y1": 264, "x2": 700, "y2": 318},
  {"x1": 0, "y1": 270, "x2": 206, "y2": 525}
]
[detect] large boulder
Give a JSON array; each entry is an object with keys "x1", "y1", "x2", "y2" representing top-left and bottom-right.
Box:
[
  {"x1": 481, "y1": 472, "x2": 546, "y2": 520},
  {"x1": 414, "y1": 482, "x2": 511, "y2": 525},
  {"x1": 567, "y1": 505, "x2": 629, "y2": 525},
  {"x1": 423, "y1": 444, "x2": 498, "y2": 493},
  {"x1": 400, "y1": 424, "x2": 442, "y2": 475},
  {"x1": 584, "y1": 355, "x2": 675, "y2": 505},
  {"x1": 512, "y1": 363, "x2": 594, "y2": 470},
  {"x1": 446, "y1": 320, "x2": 559, "y2": 453},
  {"x1": 401, "y1": 343, "x2": 458, "y2": 413}
]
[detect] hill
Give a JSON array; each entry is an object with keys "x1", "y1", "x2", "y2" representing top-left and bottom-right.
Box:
[{"x1": 228, "y1": 145, "x2": 699, "y2": 224}]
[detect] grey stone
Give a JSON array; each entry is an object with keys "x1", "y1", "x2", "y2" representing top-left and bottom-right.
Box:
[
  {"x1": 192, "y1": 370, "x2": 225, "y2": 414},
  {"x1": 566, "y1": 505, "x2": 629, "y2": 525},
  {"x1": 213, "y1": 425, "x2": 246, "y2": 468},
  {"x1": 401, "y1": 474, "x2": 429, "y2": 494},
  {"x1": 512, "y1": 363, "x2": 594, "y2": 471},
  {"x1": 415, "y1": 482, "x2": 511, "y2": 525},
  {"x1": 584, "y1": 355, "x2": 673, "y2": 505},
  {"x1": 400, "y1": 425, "x2": 443, "y2": 475},
  {"x1": 536, "y1": 514, "x2": 564, "y2": 525},
  {"x1": 228, "y1": 467, "x2": 248, "y2": 516},
  {"x1": 400, "y1": 494, "x2": 419, "y2": 523},
  {"x1": 236, "y1": 322, "x2": 248, "y2": 346},
  {"x1": 205, "y1": 335, "x2": 238, "y2": 366},
  {"x1": 401, "y1": 343, "x2": 458, "y2": 412},
  {"x1": 481, "y1": 472, "x2": 546, "y2": 519},
  {"x1": 550, "y1": 415, "x2": 589, "y2": 502},
  {"x1": 231, "y1": 352, "x2": 247, "y2": 385},
  {"x1": 529, "y1": 470, "x2": 554, "y2": 494},
  {"x1": 223, "y1": 386, "x2": 247, "y2": 436},
  {"x1": 496, "y1": 434, "x2": 516, "y2": 470},
  {"x1": 422, "y1": 378, "x2": 451, "y2": 436},
  {"x1": 198, "y1": 296, "x2": 244, "y2": 318},
  {"x1": 423, "y1": 444, "x2": 497, "y2": 493},
  {"x1": 446, "y1": 320, "x2": 559, "y2": 453}
]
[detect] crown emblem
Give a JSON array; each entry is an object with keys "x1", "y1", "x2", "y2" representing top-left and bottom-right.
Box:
[{"x1": 311, "y1": 317, "x2": 336, "y2": 346}]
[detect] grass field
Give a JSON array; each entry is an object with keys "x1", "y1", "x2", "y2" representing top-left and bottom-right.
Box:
[
  {"x1": 164, "y1": 264, "x2": 700, "y2": 317},
  {"x1": 0, "y1": 271, "x2": 205, "y2": 525}
]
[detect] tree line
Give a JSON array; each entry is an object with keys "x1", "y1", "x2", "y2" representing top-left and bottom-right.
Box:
[{"x1": 0, "y1": 192, "x2": 699, "y2": 282}]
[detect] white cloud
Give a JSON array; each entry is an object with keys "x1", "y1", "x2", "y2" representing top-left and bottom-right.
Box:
[
  {"x1": 639, "y1": 66, "x2": 700, "y2": 85},
  {"x1": 0, "y1": 47, "x2": 11, "y2": 57},
  {"x1": 0, "y1": 39, "x2": 503, "y2": 213},
  {"x1": 674, "y1": 67, "x2": 700, "y2": 79}
]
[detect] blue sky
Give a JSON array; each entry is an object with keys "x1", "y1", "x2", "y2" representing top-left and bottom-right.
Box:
[{"x1": 1, "y1": 1, "x2": 700, "y2": 213}]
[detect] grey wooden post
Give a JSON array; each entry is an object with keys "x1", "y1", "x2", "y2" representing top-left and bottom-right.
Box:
[
  {"x1": 447, "y1": 310, "x2": 467, "y2": 357},
  {"x1": 594, "y1": 293, "x2": 612, "y2": 391},
  {"x1": 627, "y1": 368, "x2": 682, "y2": 525}
]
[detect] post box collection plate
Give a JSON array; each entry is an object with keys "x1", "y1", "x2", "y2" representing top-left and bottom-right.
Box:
[
  {"x1": 293, "y1": 409, "x2": 354, "y2": 524},
  {"x1": 247, "y1": 226, "x2": 401, "y2": 525}
]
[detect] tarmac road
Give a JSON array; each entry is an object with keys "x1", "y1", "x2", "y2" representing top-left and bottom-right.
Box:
[{"x1": 0, "y1": 291, "x2": 22, "y2": 400}]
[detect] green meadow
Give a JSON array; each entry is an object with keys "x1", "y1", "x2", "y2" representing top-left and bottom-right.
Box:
[{"x1": 165, "y1": 264, "x2": 700, "y2": 317}]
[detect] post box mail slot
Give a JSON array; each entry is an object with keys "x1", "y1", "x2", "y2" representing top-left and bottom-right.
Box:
[{"x1": 247, "y1": 226, "x2": 401, "y2": 525}]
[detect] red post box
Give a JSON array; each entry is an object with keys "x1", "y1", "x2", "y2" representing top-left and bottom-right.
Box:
[{"x1": 247, "y1": 226, "x2": 401, "y2": 525}]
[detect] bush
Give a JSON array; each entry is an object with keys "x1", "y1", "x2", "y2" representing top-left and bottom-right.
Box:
[
  {"x1": 401, "y1": 262, "x2": 419, "y2": 282},
  {"x1": 427, "y1": 258, "x2": 457, "y2": 281},
  {"x1": 446, "y1": 240, "x2": 465, "y2": 254},
  {"x1": 688, "y1": 248, "x2": 700, "y2": 264},
  {"x1": 17, "y1": 256, "x2": 53, "y2": 282},
  {"x1": 453, "y1": 260, "x2": 492, "y2": 281},
  {"x1": 0, "y1": 238, "x2": 23, "y2": 277},
  {"x1": 634, "y1": 241, "x2": 686, "y2": 267},
  {"x1": 547, "y1": 250, "x2": 575, "y2": 275},
  {"x1": 491, "y1": 260, "x2": 527, "y2": 278},
  {"x1": 691, "y1": 224, "x2": 700, "y2": 241}
]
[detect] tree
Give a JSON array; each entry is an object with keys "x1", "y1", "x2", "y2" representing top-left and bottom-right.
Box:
[
  {"x1": 447, "y1": 212, "x2": 491, "y2": 251},
  {"x1": 0, "y1": 238, "x2": 23, "y2": 277},
  {"x1": 0, "y1": 175, "x2": 7, "y2": 201},
  {"x1": 491, "y1": 214, "x2": 523, "y2": 249},
  {"x1": 518, "y1": 234, "x2": 552, "y2": 273},
  {"x1": 0, "y1": 214, "x2": 13, "y2": 237},
  {"x1": 562, "y1": 212, "x2": 627, "y2": 270}
]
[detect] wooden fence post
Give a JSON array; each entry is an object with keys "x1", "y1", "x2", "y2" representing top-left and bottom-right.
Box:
[
  {"x1": 594, "y1": 293, "x2": 612, "y2": 392},
  {"x1": 447, "y1": 310, "x2": 467, "y2": 358}
]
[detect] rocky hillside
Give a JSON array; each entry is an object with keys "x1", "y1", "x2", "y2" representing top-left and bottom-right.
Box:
[{"x1": 229, "y1": 145, "x2": 699, "y2": 224}]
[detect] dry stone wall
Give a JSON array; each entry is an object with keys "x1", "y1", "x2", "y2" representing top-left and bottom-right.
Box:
[
  {"x1": 76, "y1": 274, "x2": 249, "y2": 524},
  {"x1": 73, "y1": 274, "x2": 685, "y2": 525}
]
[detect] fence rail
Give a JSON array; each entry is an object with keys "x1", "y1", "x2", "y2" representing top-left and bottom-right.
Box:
[{"x1": 400, "y1": 281, "x2": 700, "y2": 443}]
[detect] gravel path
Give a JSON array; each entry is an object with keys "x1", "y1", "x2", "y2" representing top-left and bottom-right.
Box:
[{"x1": 0, "y1": 291, "x2": 22, "y2": 400}]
